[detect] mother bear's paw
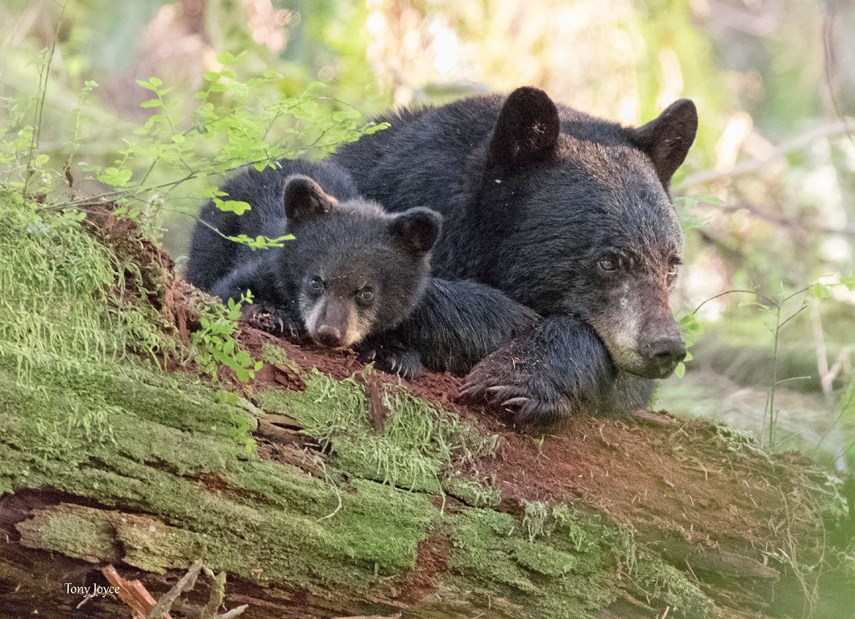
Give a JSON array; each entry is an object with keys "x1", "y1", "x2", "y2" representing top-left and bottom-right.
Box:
[{"x1": 460, "y1": 348, "x2": 573, "y2": 425}]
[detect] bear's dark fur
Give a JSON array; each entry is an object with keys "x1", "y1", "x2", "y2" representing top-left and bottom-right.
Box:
[
  {"x1": 333, "y1": 87, "x2": 698, "y2": 422},
  {"x1": 185, "y1": 160, "x2": 443, "y2": 358},
  {"x1": 359, "y1": 277, "x2": 540, "y2": 377}
]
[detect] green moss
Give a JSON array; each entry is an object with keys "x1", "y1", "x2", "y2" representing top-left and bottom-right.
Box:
[
  {"x1": 256, "y1": 369, "x2": 500, "y2": 492},
  {"x1": 17, "y1": 504, "x2": 204, "y2": 572},
  {"x1": 444, "y1": 506, "x2": 619, "y2": 619},
  {"x1": 522, "y1": 500, "x2": 550, "y2": 541},
  {"x1": 0, "y1": 195, "x2": 171, "y2": 384},
  {"x1": 0, "y1": 358, "x2": 438, "y2": 592},
  {"x1": 0, "y1": 198, "x2": 439, "y2": 598},
  {"x1": 448, "y1": 508, "x2": 538, "y2": 593},
  {"x1": 510, "y1": 539, "x2": 578, "y2": 576},
  {"x1": 259, "y1": 342, "x2": 301, "y2": 373},
  {"x1": 18, "y1": 505, "x2": 122, "y2": 564},
  {"x1": 629, "y1": 551, "x2": 717, "y2": 618},
  {"x1": 443, "y1": 472, "x2": 502, "y2": 508}
]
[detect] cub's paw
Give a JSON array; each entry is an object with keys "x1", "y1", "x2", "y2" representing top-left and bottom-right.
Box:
[
  {"x1": 241, "y1": 304, "x2": 303, "y2": 341},
  {"x1": 460, "y1": 351, "x2": 572, "y2": 425},
  {"x1": 357, "y1": 339, "x2": 425, "y2": 381}
]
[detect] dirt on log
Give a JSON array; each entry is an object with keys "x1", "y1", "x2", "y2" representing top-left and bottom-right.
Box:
[{"x1": 0, "y1": 197, "x2": 853, "y2": 619}]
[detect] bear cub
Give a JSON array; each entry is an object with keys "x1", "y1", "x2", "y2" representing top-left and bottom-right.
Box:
[{"x1": 186, "y1": 159, "x2": 443, "y2": 359}]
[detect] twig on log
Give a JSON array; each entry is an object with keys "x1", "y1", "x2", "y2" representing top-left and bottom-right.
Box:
[
  {"x1": 102, "y1": 564, "x2": 166, "y2": 619},
  {"x1": 366, "y1": 379, "x2": 388, "y2": 433},
  {"x1": 201, "y1": 567, "x2": 226, "y2": 619},
  {"x1": 202, "y1": 566, "x2": 248, "y2": 619},
  {"x1": 149, "y1": 560, "x2": 202, "y2": 619},
  {"x1": 213, "y1": 607, "x2": 249, "y2": 619},
  {"x1": 106, "y1": 561, "x2": 248, "y2": 619},
  {"x1": 355, "y1": 373, "x2": 389, "y2": 433}
]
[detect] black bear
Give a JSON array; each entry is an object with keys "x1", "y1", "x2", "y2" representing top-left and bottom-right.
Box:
[
  {"x1": 185, "y1": 159, "x2": 444, "y2": 361},
  {"x1": 333, "y1": 87, "x2": 698, "y2": 422}
]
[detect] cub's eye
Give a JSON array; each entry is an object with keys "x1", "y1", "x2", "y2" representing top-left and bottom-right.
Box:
[
  {"x1": 357, "y1": 288, "x2": 374, "y2": 303},
  {"x1": 308, "y1": 276, "x2": 324, "y2": 291},
  {"x1": 598, "y1": 259, "x2": 616, "y2": 272},
  {"x1": 667, "y1": 263, "x2": 680, "y2": 277}
]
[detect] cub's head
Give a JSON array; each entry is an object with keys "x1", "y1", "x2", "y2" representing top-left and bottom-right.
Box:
[
  {"x1": 476, "y1": 87, "x2": 698, "y2": 379},
  {"x1": 280, "y1": 174, "x2": 442, "y2": 349}
]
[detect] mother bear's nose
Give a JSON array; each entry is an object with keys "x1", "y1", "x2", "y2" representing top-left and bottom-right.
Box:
[{"x1": 642, "y1": 338, "x2": 687, "y2": 365}]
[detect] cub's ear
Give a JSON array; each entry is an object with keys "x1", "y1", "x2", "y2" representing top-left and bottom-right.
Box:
[
  {"x1": 390, "y1": 207, "x2": 443, "y2": 256},
  {"x1": 283, "y1": 175, "x2": 338, "y2": 225},
  {"x1": 486, "y1": 87, "x2": 560, "y2": 172},
  {"x1": 630, "y1": 99, "x2": 698, "y2": 189}
]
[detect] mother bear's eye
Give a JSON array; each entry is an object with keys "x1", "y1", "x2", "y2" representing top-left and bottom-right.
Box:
[{"x1": 598, "y1": 258, "x2": 616, "y2": 272}]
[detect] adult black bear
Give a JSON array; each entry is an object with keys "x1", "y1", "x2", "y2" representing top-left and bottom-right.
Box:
[
  {"x1": 185, "y1": 159, "x2": 443, "y2": 358},
  {"x1": 333, "y1": 87, "x2": 697, "y2": 422}
]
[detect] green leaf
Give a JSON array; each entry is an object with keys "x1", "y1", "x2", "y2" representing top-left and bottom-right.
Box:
[
  {"x1": 136, "y1": 76, "x2": 162, "y2": 90},
  {"x1": 364, "y1": 121, "x2": 391, "y2": 135},
  {"x1": 215, "y1": 199, "x2": 252, "y2": 215},
  {"x1": 840, "y1": 275, "x2": 855, "y2": 291},
  {"x1": 217, "y1": 51, "x2": 236, "y2": 65},
  {"x1": 678, "y1": 313, "x2": 705, "y2": 349},
  {"x1": 808, "y1": 282, "x2": 832, "y2": 300},
  {"x1": 332, "y1": 109, "x2": 361, "y2": 122},
  {"x1": 216, "y1": 390, "x2": 239, "y2": 405},
  {"x1": 97, "y1": 167, "x2": 133, "y2": 187},
  {"x1": 140, "y1": 98, "x2": 162, "y2": 109}
]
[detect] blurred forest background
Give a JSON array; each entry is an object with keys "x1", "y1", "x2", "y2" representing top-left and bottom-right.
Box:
[{"x1": 1, "y1": 0, "x2": 853, "y2": 469}]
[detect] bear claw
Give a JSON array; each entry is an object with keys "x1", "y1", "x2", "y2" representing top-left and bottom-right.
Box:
[
  {"x1": 242, "y1": 305, "x2": 303, "y2": 341},
  {"x1": 357, "y1": 339, "x2": 425, "y2": 381},
  {"x1": 502, "y1": 396, "x2": 531, "y2": 408}
]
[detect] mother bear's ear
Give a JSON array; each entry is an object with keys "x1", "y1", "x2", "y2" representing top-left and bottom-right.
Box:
[
  {"x1": 485, "y1": 87, "x2": 561, "y2": 173},
  {"x1": 630, "y1": 99, "x2": 698, "y2": 190}
]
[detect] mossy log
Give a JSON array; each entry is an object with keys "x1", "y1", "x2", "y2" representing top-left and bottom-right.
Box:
[{"x1": 0, "y1": 194, "x2": 853, "y2": 619}]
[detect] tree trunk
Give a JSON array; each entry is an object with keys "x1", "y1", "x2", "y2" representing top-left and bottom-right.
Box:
[{"x1": 0, "y1": 199, "x2": 852, "y2": 619}]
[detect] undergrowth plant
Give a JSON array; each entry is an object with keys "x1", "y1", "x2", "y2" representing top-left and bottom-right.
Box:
[
  {"x1": 192, "y1": 292, "x2": 262, "y2": 384},
  {"x1": 58, "y1": 52, "x2": 388, "y2": 223},
  {"x1": 682, "y1": 276, "x2": 855, "y2": 449},
  {"x1": 1, "y1": 31, "x2": 389, "y2": 384}
]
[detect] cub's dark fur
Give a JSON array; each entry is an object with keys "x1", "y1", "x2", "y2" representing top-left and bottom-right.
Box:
[
  {"x1": 186, "y1": 159, "x2": 442, "y2": 354},
  {"x1": 334, "y1": 87, "x2": 698, "y2": 422}
]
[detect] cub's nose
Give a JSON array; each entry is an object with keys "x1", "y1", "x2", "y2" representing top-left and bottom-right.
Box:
[
  {"x1": 315, "y1": 325, "x2": 343, "y2": 348},
  {"x1": 643, "y1": 338, "x2": 687, "y2": 366}
]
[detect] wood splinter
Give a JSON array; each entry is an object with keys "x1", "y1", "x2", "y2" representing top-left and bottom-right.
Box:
[{"x1": 102, "y1": 562, "x2": 248, "y2": 619}]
